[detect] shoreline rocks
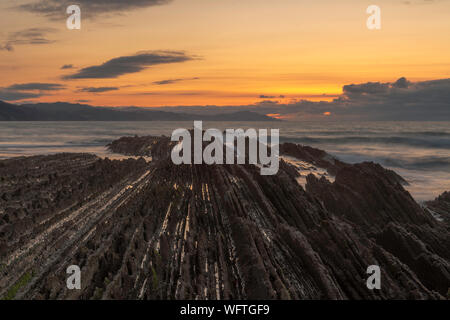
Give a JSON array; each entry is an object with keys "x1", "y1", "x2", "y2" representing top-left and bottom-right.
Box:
[{"x1": 0, "y1": 136, "x2": 448, "y2": 300}]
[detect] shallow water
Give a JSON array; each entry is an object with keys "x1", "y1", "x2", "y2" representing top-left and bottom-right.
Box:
[{"x1": 0, "y1": 121, "x2": 449, "y2": 201}]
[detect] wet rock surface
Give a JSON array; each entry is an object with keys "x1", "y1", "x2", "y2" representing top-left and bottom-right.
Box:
[
  {"x1": 425, "y1": 192, "x2": 450, "y2": 224},
  {"x1": 107, "y1": 136, "x2": 175, "y2": 160},
  {"x1": 0, "y1": 138, "x2": 449, "y2": 300}
]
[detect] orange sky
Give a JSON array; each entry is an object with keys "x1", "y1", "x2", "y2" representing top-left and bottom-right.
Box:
[{"x1": 0, "y1": 0, "x2": 449, "y2": 107}]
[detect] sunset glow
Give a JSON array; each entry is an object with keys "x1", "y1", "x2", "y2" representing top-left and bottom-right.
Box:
[{"x1": 1, "y1": 0, "x2": 449, "y2": 108}]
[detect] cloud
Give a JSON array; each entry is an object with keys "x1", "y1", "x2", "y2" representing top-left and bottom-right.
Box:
[
  {"x1": 259, "y1": 95, "x2": 285, "y2": 99},
  {"x1": 259, "y1": 95, "x2": 276, "y2": 99},
  {"x1": 0, "y1": 28, "x2": 56, "y2": 51},
  {"x1": 0, "y1": 43, "x2": 13, "y2": 51},
  {"x1": 17, "y1": 0, "x2": 172, "y2": 20},
  {"x1": 256, "y1": 100, "x2": 281, "y2": 106},
  {"x1": 0, "y1": 82, "x2": 65, "y2": 101},
  {"x1": 61, "y1": 64, "x2": 74, "y2": 70},
  {"x1": 153, "y1": 77, "x2": 199, "y2": 85},
  {"x1": 77, "y1": 86, "x2": 119, "y2": 93},
  {"x1": 392, "y1": 77, "x2": 411, "y2": 88},
  {"x1": 6, "y1": 83, "x2": 65, "y2": 91},
  {"x1": 152, "y1": 77, "x2": 450, "y2": 121},
  {"x1": 153, "y1": 79, "x2": 182, "y2": 85},
  {"x1": 0, "y1": 89, "x2": 43, "y2": 101},
  {"x1": 64, "y1": 51, "x2": 196, "y2": 79},
  {"x1": 290, "y1": 77, "x2": 450, "y2": 120},
  {"x1": 342, "y1": 81, "x2": 390, "y2": 96}
]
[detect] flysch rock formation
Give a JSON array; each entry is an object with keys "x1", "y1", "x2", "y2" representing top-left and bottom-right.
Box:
[
  {"x1": 425, "y1": 192, "x2": 450, "y2": 224},
  {"x1": 0, "y1": 136, "x2": 449, "y2": 300}
]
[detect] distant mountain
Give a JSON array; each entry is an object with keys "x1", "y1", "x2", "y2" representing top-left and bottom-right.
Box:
[{"x1": 0, "y1": 101, "x2": 279, "y2": 121}]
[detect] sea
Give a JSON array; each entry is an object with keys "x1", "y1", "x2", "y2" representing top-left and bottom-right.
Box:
[{"x1": 0, "y1": 121, "x2": 449, "y2": 202}]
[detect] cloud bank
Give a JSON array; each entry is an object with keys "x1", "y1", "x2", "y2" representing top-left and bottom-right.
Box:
[
  {"x1": 77, "y1": 86, "x2": 119, "y2": 93},
  {"x1": 153, "y1": 77, "x2": 199, "y2": 85},
  {"x1": 152, "y1": 77, "x2": 450, "y2": 121},
  {"x1": 1, "y1": 77, "x2": 448, "y2": 120},
  {"x1": 61, "y1": 64, "x2": 74, "y2": 70},
  {"x1": 0, "y1": 82, "x2": 65, "y2": 101},
  {"x1": 64, "y1": 51, "x2": 195, "y2": 79},
  {"x1": 17, "y1": 0, "x2": 172, "y2": 19},
  {"x1": 0, "y1": 28, "x2": 56, "y2": 51}
]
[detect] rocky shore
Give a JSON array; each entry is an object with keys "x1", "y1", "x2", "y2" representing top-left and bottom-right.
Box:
[{"x1": 0, "y1": 136, "x2": 449, "y2": 300}]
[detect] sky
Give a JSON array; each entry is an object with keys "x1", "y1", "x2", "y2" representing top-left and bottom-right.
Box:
[{"x1": 0, "y1": 0, "x2": 449, "y2": 120}]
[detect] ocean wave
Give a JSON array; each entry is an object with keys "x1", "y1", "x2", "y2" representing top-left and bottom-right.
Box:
[
  {"x1": 286, "y1": 130, "x2": 450, "y2": 137},
  {"x1": 382, "y1": 157, "x2": 450, "y2": 171},
  {"x1": 65, "y1": 138, "x2": 113, "y2": 146},
  {"x1": 328, "y1": 152, "x2": 450, "y2": 171},
  {"x1": 279, "y1": 135, "x2": 450, "y2": 149}
]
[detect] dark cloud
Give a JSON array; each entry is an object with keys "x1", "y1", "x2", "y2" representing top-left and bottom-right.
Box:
[
  {"x1": 343, "y1": 81, "x2": 390, "y2": 95},
  {"x1": 259, "y1": 95, "x2": 285, "y2": 99},
  {"x1": 153, "y1": 77, "x2": 199, "y2": 85},
  {"x1": 392, "y1": 77, "x2": 411, "y2": 88},
  {"x1": 64, "y1": 51, "x2": 196, "y2": 80},
  {"x1": 77, "y1": 86, "x2": 119, "y2": 93},
  {"x1": 61, "y1": 64, "x2": 74, "y2": 70},
  {"x1": 0, "y1": 28, "x2": 56, "y2": 51},
  {"x1": 259, "y1": 95, "x2": 276, "y2": 99},
  {"x1": 6, "y1": 83, "x2": 65, "y2": 91},
  {"x1": 0, "y1": 43, "x2": 13, "y2": 52},
  {"x1": 18, "y1": 0, "x2": 172, "y2": 20},
  {"x1": 152, "y1": 77, "x2": 450, "y2": 121},
  {"x1": 153, "y1": 79, "x2": 182, "y2": 85},
  {"x1": 0, "y1": 89, "x2": 43, "y2": 101},
  {"x1": 292, "y1": 77, "x2": 450, "y2": 120},
  {"x1": 257, "y1": 100, "x2": 281, "y2": 105},
  {"x1": 0, "y1": 82, "x2": 65, "y2": 101}
]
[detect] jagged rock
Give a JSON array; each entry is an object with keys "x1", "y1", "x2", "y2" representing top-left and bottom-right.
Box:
[
  {"x1": 425, "y1": 191, "x2": 450, "y2": 224},
  {"x1": 0, "y1": 138, "x2": 448, "y2": 300}
]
